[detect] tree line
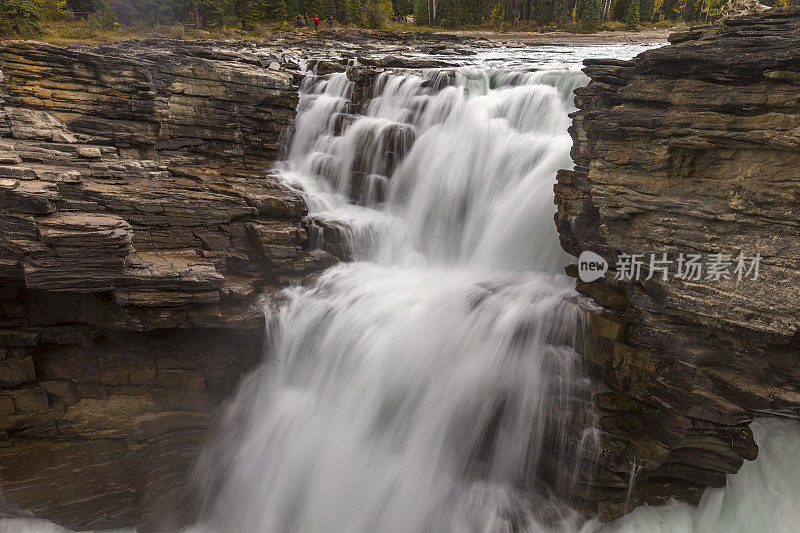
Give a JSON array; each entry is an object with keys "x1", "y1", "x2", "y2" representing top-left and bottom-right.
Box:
[
  {"x1": 0, "y1": 0, "x2": 795, "y2": 37},
  {"x1": 0, "y1": 0, "x2": 395, "y2": 34},
  {"x1": 414, "y1": 0, "x2": 794, "y2": 30}
]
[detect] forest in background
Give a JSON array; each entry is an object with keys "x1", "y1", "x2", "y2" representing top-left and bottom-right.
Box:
[{"x1": 0, "y1": 0, "x2": 796, "y2": 39}]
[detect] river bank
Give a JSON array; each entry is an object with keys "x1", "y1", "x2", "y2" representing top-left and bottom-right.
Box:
[
  {"x1": 31, "y1": 21, "x2": 671, "y2": 47},
  {"x1": 437, "y1": 28, "x2": 671, "y2": 44}
]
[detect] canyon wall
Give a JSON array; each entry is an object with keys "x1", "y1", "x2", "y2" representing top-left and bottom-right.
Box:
[
  {"x1": 555, "y1": 7, "x2": 800, "y2": 520},
  {"x1": 0, "y1": 39, "x2": 338, "y2": 530}
]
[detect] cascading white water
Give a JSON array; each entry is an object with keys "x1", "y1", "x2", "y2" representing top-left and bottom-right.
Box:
[
  {"x1": 181, "y1": 44, "x2": 800, "y2": 533},
  {"x1": 190, "y1": 52, "x2": 600, "y2": 533}
]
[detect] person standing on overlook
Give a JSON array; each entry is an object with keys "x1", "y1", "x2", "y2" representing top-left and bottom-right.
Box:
[
  {"x1": 314, "y1": 15, "x2": 320, "y2": 30},
  {"x1": 328, "y1": 15, "x2": 334, "y2": 28}
]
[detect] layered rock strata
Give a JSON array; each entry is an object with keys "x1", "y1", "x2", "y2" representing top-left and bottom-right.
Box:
[
  {"x1": 0, "y1": 39, "x2": 335, "y2": 530},
  {"x1": 555, "y1": 8, "x2": 800, "y2": 520}
]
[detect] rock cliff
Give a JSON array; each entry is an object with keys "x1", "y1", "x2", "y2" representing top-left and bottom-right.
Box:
[
  {"x1": 0, "y1": 39, "x2": 336, "y2": 530},
  {"x1": 555, "y1": 7, "x2": 800, "y2": 520}
]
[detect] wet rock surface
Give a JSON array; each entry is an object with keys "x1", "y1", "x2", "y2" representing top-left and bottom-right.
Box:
[{"x1": 555, "y1": 8, "x2": 800, "y2": 521}]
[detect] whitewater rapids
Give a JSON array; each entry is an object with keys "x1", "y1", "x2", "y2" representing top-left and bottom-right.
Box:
[{"x1": 190, "y1": 49, "x2": 599, "y2": 533}]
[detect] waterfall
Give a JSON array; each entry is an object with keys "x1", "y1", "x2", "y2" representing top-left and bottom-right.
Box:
[
  {"x1": 1, "y1": 44, "x2": 797, "y2": 533},
  {"x1": 183, "y1": 45, "x2": 798, "y2": 533},
  {"x1": 191, "y1": 57, "x2": 599, "y2": 533}
]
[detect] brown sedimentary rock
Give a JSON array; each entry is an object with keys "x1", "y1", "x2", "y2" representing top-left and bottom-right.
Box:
[
  {"x1": 555, "y1": 8, "x2": 800, "y2": 520},
  {"x1": 0, "y1": 39, "x2": 336, "y2": 530}
]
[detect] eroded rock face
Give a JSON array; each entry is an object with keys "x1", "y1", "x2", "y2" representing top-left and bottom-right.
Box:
[
  {"x1": 555, "y1": 8, "x2": 800, "y2": 520},
  {"x1": 0, "y1": 39, "x2": 338, "y2": 530},
  {"x1": 0, "y1": 40, "x2": 297, "y2": 159}
]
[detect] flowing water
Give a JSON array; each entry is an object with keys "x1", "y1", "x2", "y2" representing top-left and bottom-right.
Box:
[
  {"x1": 4, "y1": 44, "x2": 798, "y2": 533},
  {"x1": 187, "y1": 45, "x2": 646, "y2": 533},
  {"x1": 183, "y1": 44, "x2": 800, "y2": 533}
]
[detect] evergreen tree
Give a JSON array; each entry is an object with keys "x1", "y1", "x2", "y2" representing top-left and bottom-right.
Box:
[
  {"x1": 554, "y1": 0, "x2": 570, "y2": 25},
  {"x1": 624, "y1": 0, "x2": 638, "y2": 27},
  {"x1": 0, "y1": 0, "x2": 41, "y2": 36},
  {"x1": 333, "y1": 0, "x2": 347, "y2": 20},
  {"x1": 611, "y1": 0, "x2": 626, "y2": 20},
  {"x1": 639, "y1": 0, "x2": 654, "y2": 22},
  {"x1": 34, "y1": 0, "x2": 68, "y2": 20},
  {"x1": 0, "y1": 0, "x2": 732, "y2": 36},
  {"x1": 322, "y1": 0, "x2": 336, "y2": 19},
  {"x1": 189, "y1": 0, "x2": 230, "y2": 28},
  {"x1": 66, "y1": 0, "x2": 98, "y2": 13},
  {"x1": 392, "y1": 0, "x2": 412, "y2": 16},
  {"x1": 136, "y1": 0, "x2": 172, "y2": 25},
  {"x1": 235, "y1": 0, "x2": 255, "y2": 29},
  {"x1": 349, "y1": 0, "x2": 365, "y2": 23},
  {"x1": 362, "y1": 0, "x2": 391, "y2": 27},
  {"x1": 99, "y1": 0, "x2": 118, "y2": 27},
  {"x1": 413, "y1": 0, "x2": 429, "y2": 23},
  {"x1": 580, "y1": 0, "x2": 600, "y2": 30}
]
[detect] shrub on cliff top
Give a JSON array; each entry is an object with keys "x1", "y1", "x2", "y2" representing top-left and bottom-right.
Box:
[
  {"x1": 363, "y1": 0, "x2": 393, "y2": 28},
  {"x1": 0, "y1": 0, "x2": 43, "y2": 37}
]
